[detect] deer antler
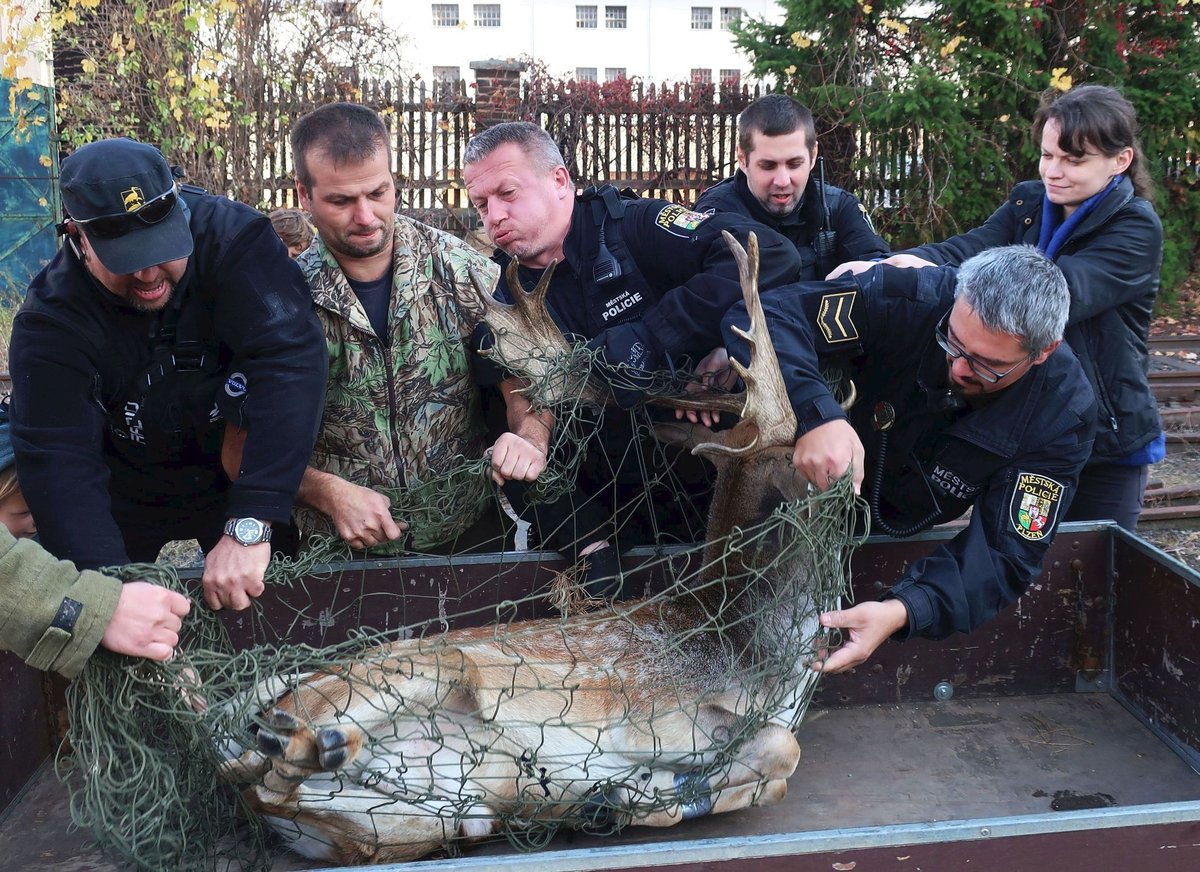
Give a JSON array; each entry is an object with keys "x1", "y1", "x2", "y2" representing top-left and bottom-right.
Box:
[
  {"x1": 691, "y1": 231, "x2": 798, "y2": 459},
  {"x1": 467, "y1": 259, "x2": 603, "y2": 407}
]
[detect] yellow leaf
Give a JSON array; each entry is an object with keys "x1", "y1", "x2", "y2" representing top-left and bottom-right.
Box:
[
  {"x1": 38, "y1": 197, "x2": 48, "y2": 207},
  {"x1": 78, "y1": 0, "x2": 101, "y2": 8},
  {"x1": 881, "y1": 18, "x2": 909, "y2": 35},
  {"x1": 14, "y1": 76, "x2": 33, "y2": 92},
  {"x1": 784, "y1": 65, "x2": 797, "y2": 75},
  {"x1": 1050, "y1": 67, "x2": 1073, "y2": 91},
  {"x1": 790, "y1": 32, "x2": 812, "y2": 49},
  {"x1": 999, "y1": 114, "x2": 1010, "y2": 122},
  {"x1": 862, "y1": 3, "x2": 873, "y2": 13},
  {"x1": 81, "y1": 57, "x2": 97, "y2": 74},
  {"x1": 940, "y1": 36, "x2": 964, "y2": 57},
  {"x1": 110, "y1": 31, "x2": 122, "y2": 50},
  {"x1": 217, "y1": 0, "x2": 237, "y2": 11},
  {"x1": 39, "y1": 154, "x2": 52, "y2": 167}
]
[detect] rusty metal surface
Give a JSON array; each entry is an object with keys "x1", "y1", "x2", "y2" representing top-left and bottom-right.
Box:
[
  {"x1": 1111, "y1": 530, "x2": 1200, "y2": 768},
  {"x1": 0, "y1": 652, "x2": 50, "y2": 816}
]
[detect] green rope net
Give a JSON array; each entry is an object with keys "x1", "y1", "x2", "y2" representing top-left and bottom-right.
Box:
[{"x1": 62, "y1": 338, "x2": 864, "y2": 870}]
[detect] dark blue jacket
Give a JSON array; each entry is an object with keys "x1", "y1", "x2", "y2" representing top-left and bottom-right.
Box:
[
  {"x1": 696, "y1": 170, "x2": 890, "y2": 280},
  {"x1": 10, "y1": 189, "x2": 327, "y2": 569},
  {"x1": 900, "y1": 178, "x2": 1161, "y2": 464},
  {"x1": 490, "y1": 190, "x2": 802, "y2": 362},
  {"x1": 723, "y1": 265, "x2": 1097, "y2": 639}
]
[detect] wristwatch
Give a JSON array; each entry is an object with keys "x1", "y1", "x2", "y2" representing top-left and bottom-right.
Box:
[{"x1": 224, "y1": 517, "x2": 272, "y2": 546}]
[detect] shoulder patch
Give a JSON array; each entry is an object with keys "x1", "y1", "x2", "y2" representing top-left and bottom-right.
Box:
[
  {"x1": 1009, "y1": 472, "x2": 1065, "y2": 541},
  {"x1": 817, "y1": 290, "x2": 859, "y2": 344},
  {"x1": 655, "y1": 204, "x2": 711, "y2": 237}
]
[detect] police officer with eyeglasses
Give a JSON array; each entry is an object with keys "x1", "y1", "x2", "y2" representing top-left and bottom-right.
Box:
[
  {"x1": 9, "y1": 138, "x2": 327, "y2": 611},
  {"x1": 707, "y1": 244, "x2": 1097, "y2": 672}
]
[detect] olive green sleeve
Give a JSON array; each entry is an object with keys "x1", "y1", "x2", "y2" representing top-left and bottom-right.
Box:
[{"x1": 0, "y1": 529, "x2": 122, "y2": 679}]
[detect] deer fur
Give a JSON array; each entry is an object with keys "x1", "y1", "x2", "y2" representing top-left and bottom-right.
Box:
[{"x1": 218, "y1": 232, "x2": 840, "y2": 865}]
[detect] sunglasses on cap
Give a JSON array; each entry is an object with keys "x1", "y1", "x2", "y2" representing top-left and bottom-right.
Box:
[
  {"x1": 933, "y1": 310, "x2": 1033, "y2": 384},
  {"x1": 65, "y1": 187, "x2": 179, "y2": 240}
]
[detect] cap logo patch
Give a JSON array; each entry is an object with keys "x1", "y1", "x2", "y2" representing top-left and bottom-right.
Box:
[
  {"x1": 1010, "y1": 471, "x2": 1065, "y2": 541},
  {"x1": 655, "y1": 204, "x2": 710, "y2": 237},
  {"x1": 817, "y1": 290, "x2": 858, "y2": 343},
  {"x1": 122, "y1": 186, "x2": 145, "y2": 212}
]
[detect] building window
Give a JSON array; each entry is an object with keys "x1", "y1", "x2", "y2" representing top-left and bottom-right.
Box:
[
  {"x1": 605, "y1": 5, "x2": 627, "y2": 28},
  {"x1": 720, "y1": 69, "x2": 741, "y2": 87},
  {"x1": 576, "y1": 5, "x2": 597, "y2": 28},
  {"x1": 576, "y1": 67, "x2": 598, "y2": 82},
  {"x1": 433, "y1": 65, "x2": 461, "y2": 83},
  {"x1": 474, "y1": 4, "x2": 500, "y2": 26},
  {"x1": 720, "y1": 6, "x2": 743, "y2": 29},
  {"x1": 605, "y1": 67, "x2": 627, "y2": 82},
  {"x1": 691, "y1": 68, "x2": 713, "y2": 85},
  {"x1": 432, "y1": 3, "x2": 459, "y2": 26},
  {"x1": 691, "y1": 7, "x2": 712, "y2": 30},
  {"x1": 432, "y1": 66, "x2": 461, "y2": 99}
]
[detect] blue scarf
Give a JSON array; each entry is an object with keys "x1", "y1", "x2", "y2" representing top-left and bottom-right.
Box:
[{"x1": 1036, "y1": 175, "x2": 1122, "y2": 260}]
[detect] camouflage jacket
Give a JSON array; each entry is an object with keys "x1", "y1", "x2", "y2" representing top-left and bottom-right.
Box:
[{"x1": 295, "y1": 218, "x2": 499, "y2": 552}]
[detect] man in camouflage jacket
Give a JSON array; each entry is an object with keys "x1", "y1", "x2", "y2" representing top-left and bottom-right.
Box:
[{"x1": 291, "y1": 104, "x2": 499, "y2": 553}]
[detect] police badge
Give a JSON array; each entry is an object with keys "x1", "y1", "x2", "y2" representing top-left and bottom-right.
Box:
[{"x1": 1010, "y1": 472, "x2": 1065, "y2": 541}]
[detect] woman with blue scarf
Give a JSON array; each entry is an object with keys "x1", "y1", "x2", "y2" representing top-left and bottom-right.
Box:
[{"x1": 831, "y1": 85, "x2": 1163, "y2": 529}]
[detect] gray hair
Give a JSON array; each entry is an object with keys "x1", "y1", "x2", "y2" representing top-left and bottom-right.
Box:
[
  {"x1": 463, "y1": 121, "x2": 566, "y2": 173},
  {"x1": 954, "y1": 245, "x2": 1069, "y2": 355}
]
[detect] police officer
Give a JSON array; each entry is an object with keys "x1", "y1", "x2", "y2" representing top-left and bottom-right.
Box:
[
  {"x1": 717, "y1": 245, "x2": 1095, "y2": 670},
  {"x1": 10, "y1": 138, "x2": 327, "y2": 611},
  {"x1": 695, "y1": 94, "x2": 890, "y2": 280},
  {"x1": 462, "y1": 121, "x2": 801, "y2": 593}
]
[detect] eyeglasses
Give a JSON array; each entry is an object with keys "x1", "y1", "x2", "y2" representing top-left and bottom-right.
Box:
[
  {"x1": 934, "y1": 311, "x2": 1032, "y2": 384},
  {"x1": 68, "y1": 188, "x2": 178, "y2": 239}
]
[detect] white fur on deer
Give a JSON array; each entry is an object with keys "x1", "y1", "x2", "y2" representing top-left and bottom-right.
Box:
[{"x1": 220, "y1": 233, "x2": 851, "y2": 865}]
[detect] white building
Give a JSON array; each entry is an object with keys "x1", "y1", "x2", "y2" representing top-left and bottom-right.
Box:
[{"x1": 389, "y1": 1, "x2": 785, "y2": 88}]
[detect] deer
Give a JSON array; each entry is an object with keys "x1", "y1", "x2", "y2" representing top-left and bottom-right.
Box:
[{"x1": 215, "y1": 232, "x2": 851, "y2": 865}]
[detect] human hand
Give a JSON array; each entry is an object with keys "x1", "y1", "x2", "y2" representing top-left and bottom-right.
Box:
[
  {"x1": 675, "y1": 346, "x2": 736, "y2": 427},
  {"x1": 812, "y1": 600, "x2": 909, "y2": 673},
  {"x1": 201, "y1": 535, "x2": 270, "y2": 611},
  {"x1": 488, "y1": 432, "x2": 548, "y2": 485},
  {"x1": 792, "y1": 419, "x2": 864, "y2": 494},
  {"x1": 100, "y1": 582, "x2": 192, "y2": 660},
  {"x1": 825, "y1": 260, "x2": 879, "y2": 280},
  {"x1": 323, "y1": 478, "x2": 407, "y2": 550},
  {"x1": 880, "y1": 253, "x2": 937, "y2": 270}
]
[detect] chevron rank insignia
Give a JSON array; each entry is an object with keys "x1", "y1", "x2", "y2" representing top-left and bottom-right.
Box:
[{"x1": 817, "y1": 290, "x2": 859, "y2": 344}]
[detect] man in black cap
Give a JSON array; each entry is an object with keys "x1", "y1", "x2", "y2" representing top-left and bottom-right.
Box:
[{"x1": 9, "y1": 137, "x2": 327, "y2": 611}]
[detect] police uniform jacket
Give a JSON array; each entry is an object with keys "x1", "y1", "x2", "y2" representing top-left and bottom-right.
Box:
[
  {"x1": 695, "y1": 170, "x2": 890, "y2": 280},
  {"x1": 900, "y1": 178, "x2": 1162, "y2": 465},
  {"x1": 724, "y1": 265, "x2": 1097, "y2": 640},
  {"x1": 490, "y1": 191, "x2": 802, "y2": 364},
  {"x1": 10, "y1": 189, "x2": 327, "y2": 569}
]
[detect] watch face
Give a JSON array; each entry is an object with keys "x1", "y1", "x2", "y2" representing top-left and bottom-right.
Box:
[{"x1": 234, "y1": 518, "x2": 264, "y2": 543}]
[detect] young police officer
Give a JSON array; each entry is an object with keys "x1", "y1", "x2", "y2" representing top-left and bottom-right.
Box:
[
  {"x1": 10, "y1": 138, "x2": 327, "y2": 611},
  {"x1": 696, "y1": 94, "x2": 889, "y2": 280},
  {"x1": 462, "y1": 121, "x2": 801, "y2": 593},
  {"x1": 719, "y1": 245, "x2": 1096, "y2": 671}
]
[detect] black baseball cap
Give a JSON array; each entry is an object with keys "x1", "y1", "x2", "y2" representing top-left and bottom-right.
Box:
[{"x1": 60, "y1": 138, "x2": 193, "y2": 275}]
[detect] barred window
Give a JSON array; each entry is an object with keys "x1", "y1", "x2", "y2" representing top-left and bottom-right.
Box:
[
  {"x1": 605, "y1": 5, "x2": 627, "y2": 28},
  {"x1": 691, "y1": 68, "x2": 713, "y2": 84},
  {"x1": 605, "y1": 67, "x2": 627, "y2": 82},
  {"x1": 432, "y1": 3, "x2": 459, "y2": 26},
  {"x1": 432, "y1": 66, "x2": 461, "y2": 82},
  {"x1": 720, "y1": 69, "x2": 741, "y2": 87},
  {"x1": 720, "y1": 6, "x2": 743, "y2": 29},
  {"x1": 474, "y1": 4, "x2": 500, "y2": 26},
  {"x1": 576, "y1": 5, "x2": 597, "y2": 28},
  {"x1": 432, "y1": 66, "x2": 461, "y2": 100},
  {"x1": 576, "y1": 67, "x2": 598, "y2": 82},
  {"x1": 691, "y1": 7, "x2": 712, "y2": 30}
]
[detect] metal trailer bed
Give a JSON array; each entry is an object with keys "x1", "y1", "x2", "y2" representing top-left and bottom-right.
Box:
[{"x1": 2, "y1": 522, "x2": 1198, "y2": 871}]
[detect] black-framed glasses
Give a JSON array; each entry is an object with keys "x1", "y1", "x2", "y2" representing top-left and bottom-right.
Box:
[
  {"x1": 934, "y1": 311, "x2": 1032, "y2": 384},
  {"x1": 67, "y1": 187, "x2": 178, "y2": 239}
]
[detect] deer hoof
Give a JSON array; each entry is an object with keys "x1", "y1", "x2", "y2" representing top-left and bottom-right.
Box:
[
  {"x1": 266, "y1": 708, "x2": 300, "y2": 730},
  {"x1": 257, "y1": 728, "x2": 288, "y2": 759},
  {"x1": 316, "y1": 728, "x2": 352, "y2": 770}
]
